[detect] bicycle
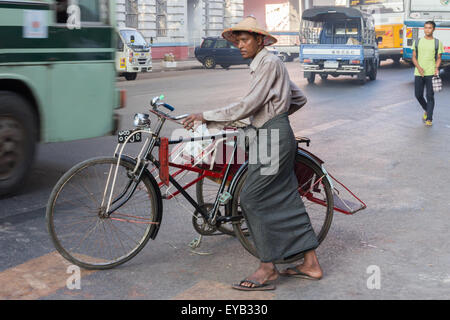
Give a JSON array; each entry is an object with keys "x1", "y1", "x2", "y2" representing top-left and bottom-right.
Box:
[{"x1": 46, "y1": 95, "x2": 366, "y2": 270}]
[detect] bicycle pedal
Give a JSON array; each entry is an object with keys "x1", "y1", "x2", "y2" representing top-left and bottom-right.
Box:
[
  {"x1": 189, "y1": 237, "x2": 202, "y2": 249},
  {"x1": 218, "y1": 192, "x2": 232, "y2": 205}
]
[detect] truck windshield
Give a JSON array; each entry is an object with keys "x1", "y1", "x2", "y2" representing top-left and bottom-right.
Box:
[
  {"x1": 410, "y1": 0, "x2": 450, "y2": 12},
  {"x1": 120, "y1": 30, "x2": 148, "y2": 47},
  {"x1": 351, "y1": 0, "x2": 404, "y2": 14}
]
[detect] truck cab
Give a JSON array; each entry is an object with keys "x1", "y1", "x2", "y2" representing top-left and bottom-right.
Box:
[
  {"x1": 116, "y1": 27, "x2": 152, "y2": 81},
  {"x1": 300, "y1": 7, "x2": 379, "y2": 84}
]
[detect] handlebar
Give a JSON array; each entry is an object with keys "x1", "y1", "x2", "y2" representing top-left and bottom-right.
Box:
[
  {"x1": 161, "y1": 103, "x2": 175, "y2": 112},
  {"x1": 150, "y1": 95, "x2": 188, "y2": 122},
  {"x1": 151, "y1": 104, "x2": 188, "y2": 122}
]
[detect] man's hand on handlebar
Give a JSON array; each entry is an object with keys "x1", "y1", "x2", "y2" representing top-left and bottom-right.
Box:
[{"x1": 181, "y1": 113, "x2": 205, "y2": 131}]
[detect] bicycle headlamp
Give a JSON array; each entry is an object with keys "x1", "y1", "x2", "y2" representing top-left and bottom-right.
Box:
[{"x1": 134, "y1": 113, "x2": 151, "y2": 127}]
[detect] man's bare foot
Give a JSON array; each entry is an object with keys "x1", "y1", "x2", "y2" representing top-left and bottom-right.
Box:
[
  {"x1": 280, "y1": 263, "x2": 323, "y2": 280},
  {"x1": 281, "y1": 250, "x2": 323, "y2": 280},
  {"x1": 238, "y1": 263, "x2": 279, "y2": 288}
]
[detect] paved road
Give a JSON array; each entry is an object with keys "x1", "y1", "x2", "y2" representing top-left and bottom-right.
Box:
[{"x1": 1, "y1": 61, "x2": 450, "y2": 300}]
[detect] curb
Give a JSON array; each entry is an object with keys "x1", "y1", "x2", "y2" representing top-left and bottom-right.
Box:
[{"x1": 152, "y1": 64, "x2": 204, "y2": 73}]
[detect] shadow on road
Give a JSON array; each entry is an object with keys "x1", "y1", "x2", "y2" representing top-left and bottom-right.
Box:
[{"x1": 379, "y1": 60, "x2": 413, "y2": 70}]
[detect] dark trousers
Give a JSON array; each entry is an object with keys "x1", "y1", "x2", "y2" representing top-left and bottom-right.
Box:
[{"x1": 415, "y1": 76, "x2": 435, "y2": 121}]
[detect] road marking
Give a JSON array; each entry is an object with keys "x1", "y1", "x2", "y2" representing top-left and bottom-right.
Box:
[
  {"x1": 0, "y1": 251, "x2": 95, "y2": 300},
  {"x1": 295, "y1": 99, "x2": 416, "y2": 137},
  {"x1": 295, "y1": 119, "x2": 350, "y2": 137},
  {"x1": 171, "y1": 280, "x2": 275, "y2": 300},
  {"x1": 376, "y1": 99, "x2": 415, "y2": 112}
]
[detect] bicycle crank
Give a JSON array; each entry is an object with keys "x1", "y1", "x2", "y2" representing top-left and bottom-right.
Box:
[{"x1": 192, "y1": 204, "x2": 218, "y2": 236}]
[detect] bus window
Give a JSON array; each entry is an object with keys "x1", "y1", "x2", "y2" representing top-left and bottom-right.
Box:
[
  {"x1": 55, "y1": 0, "x2": 108, "y2": 24},
  {"x1": 79, "y1": 0, "x2": 101, "y2": 22},
  {"x1": 56, "y1": 0, "x2": 68, "y2": 23}
]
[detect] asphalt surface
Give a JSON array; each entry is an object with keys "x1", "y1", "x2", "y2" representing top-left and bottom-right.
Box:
[{"x1": 1, "y1": 60, "x2": 450, "y2": 300}]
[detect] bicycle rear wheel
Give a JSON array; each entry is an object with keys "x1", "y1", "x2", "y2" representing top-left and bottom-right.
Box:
[
  {"x1": 46, "y1": 157, "x2": 159, "y2": 270},
  {"x1": 231, "y1": 154, "x2": 334, "y2": 264}
]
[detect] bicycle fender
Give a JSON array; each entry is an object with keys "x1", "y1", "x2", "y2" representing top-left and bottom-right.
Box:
[
  {"x1": 119, "y1": 155, "x2": 163, "y2": 240},
  {"x1": 225, "y1": 161, "x2": 248, "y2": 214},
  {"x1": 296, "y1": 149, "x2": 334, "y2": 189},
  {"x1": 224, "y1": 150, "x2": 334, "y2": 213}
]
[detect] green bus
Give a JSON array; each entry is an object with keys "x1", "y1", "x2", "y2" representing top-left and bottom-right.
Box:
[{"x1": 0, "y1": 0, "x2": 122, "y2": 196}]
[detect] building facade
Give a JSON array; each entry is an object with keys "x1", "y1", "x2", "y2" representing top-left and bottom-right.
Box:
[
  {"x1": 116, "y1": 0, "x2": 244, "y2": 60},
  {"x1": 243, "y1": 0, "x2": 336, "y2": 32}
]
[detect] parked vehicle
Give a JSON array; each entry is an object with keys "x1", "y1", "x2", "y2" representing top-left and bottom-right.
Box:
[
  {"x1": 116, "y1": 27, "x2": 152, "y2": 81},
  {"x1": 267, "y1": 31, "x2": 300, "y2": 62},
  {"x1": 403, "y1": 0, "x2": 450, "y2": 69},
  {"x1": 299, "y1": 6, "x2": 380, "y2": 84},
  {"x1": 194, "y1": 37, "x2": 251, "y2": 69}
]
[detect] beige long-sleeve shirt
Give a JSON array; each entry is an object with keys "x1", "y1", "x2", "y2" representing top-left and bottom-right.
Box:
[{"x1": 202, "y1": 48, "x2": 307, "y2": 129}]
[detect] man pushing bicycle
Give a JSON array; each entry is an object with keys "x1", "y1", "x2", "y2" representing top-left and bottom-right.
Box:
[{"x1": 182, "y1": 16, "x2": 323, "y2": 291}]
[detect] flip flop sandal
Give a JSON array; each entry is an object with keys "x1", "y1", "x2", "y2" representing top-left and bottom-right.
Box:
[
  {"x1": 281, "y1": 266, "x2": 322, "y2": 281},
  {"x1": 231, "y1": 279, "x2": 276, "y2": 291}
]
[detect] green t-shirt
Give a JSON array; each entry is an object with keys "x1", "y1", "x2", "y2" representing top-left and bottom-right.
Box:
[{"x1": 413, "y1": 38, "x2": 444, "y2": 76}]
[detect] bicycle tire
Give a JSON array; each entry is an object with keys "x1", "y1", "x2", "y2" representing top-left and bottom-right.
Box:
[
  {"x1": 46, "y1": 157, "x2": 160, "y2": 270},
  {"x1": 231, "y1": 154, "x2": 334, "y2": 264}
]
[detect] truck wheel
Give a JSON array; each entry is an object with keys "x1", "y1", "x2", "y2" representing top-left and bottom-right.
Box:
[
  {"x1": 392, "y1": 57, "x2": 401, "y2": 65},
  {"x1": 320, "y1": 74, "x2": 328, "y2": 80},
  {"x1": 0, "y1": 91, "x2": 37, "y2": 196},
  {"x1": 279, "y1": 53, "x2": 289, "y2": 63},
  {"x1": 369, "y1": 60, "x2": 378, "y2": 81},
  {"x1": 307, "y1": 73, "x2": 316, "y2": 84},
  {"x1": 124, "y1": 73, "x2": 137, "y2": 81},
  {"x1": 358, "y1": 63, "x2": 368, "y2": 85}
]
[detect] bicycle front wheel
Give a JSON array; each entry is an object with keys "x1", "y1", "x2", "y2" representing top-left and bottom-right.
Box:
[
  {"x1": 46, "y1": 157, "x2": 160, "y2": 270},
  {"x1": 231, "y1": 154, "x2": 334, "y2": 264}
]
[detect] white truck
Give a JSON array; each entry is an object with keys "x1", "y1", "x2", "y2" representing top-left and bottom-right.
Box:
[
  {"x1": 267, "y1": 31, "x2": 300, "y2": 62},
  {"x1": 116, "y1": 27, "x2": 152, "y2": 81}
]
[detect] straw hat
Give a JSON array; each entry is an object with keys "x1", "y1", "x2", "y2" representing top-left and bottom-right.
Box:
[{"x1": 222, "y1": 16, "x2": 277, "y2": 46}]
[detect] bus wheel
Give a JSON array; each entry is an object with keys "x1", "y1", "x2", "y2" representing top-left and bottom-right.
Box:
[
  {"x1": 124, "y1": 73, "x2": 137, "y2": 81},
  {"x1": 0, "y1": 91, "x2": 37, "y2": 196}
]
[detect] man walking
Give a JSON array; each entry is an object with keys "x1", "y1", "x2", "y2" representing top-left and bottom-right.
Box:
[
  {"x1": 182, "y1": 16, "x2": 323, "y2": 291},
  {"x1": 412, "y1": 21, "x2": 444, "y2": 126}
]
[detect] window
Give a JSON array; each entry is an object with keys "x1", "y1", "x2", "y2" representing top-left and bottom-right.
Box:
[
  {"x1": 117, "y1": 35, "x2": 124, "y2": 51},
  {"x1": 411, "y1": 0, "x2": 450, "y2": 12},
  {"x1": 351, "y1": 0, "x2": 404, "y2": 13},
  {"x1": 55, "y1": 0, "x2": 109, "y2": 24},
  {"x1": 156, "y1": 0, "x2": 167, "y2": 37},
  {"x1": 79, "y1": 0, "x2": 100, "y2": 22},
  {"x1": 56, "y1": 0, "x2": 68, "y2": 23},
  {"x1": 214, "y1": 39, "x2": 229, "y2": 48},
  {"x1": 126, "y1": 0, "x2": 138, "y2": 28},
  {"x1": 120, "y1": 29, "x2": 148, "y2": 47},
  {"x1": 201, "y1": 39, "x2": 215, "y2": 48}
]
